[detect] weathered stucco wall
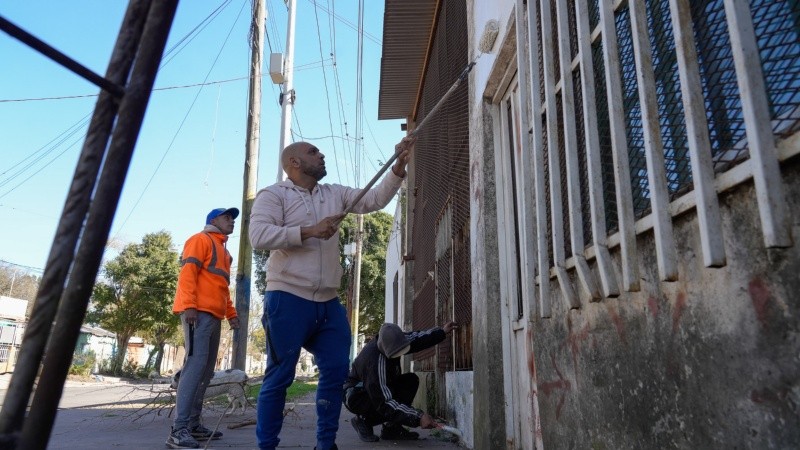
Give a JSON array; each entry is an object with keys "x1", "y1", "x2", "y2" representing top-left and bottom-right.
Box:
[
  {"x1": 446, "y1": 371, "x2": 475, "y2": 448},
  {"x1": 532, "y1": 159, "x2": 800, "y2": 449},
  {"x1": 467, "y1": 12, "x2": 508, "y2": 444}
]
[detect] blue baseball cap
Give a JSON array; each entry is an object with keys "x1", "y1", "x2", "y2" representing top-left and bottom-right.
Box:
[{"x1": 206, "y1": 207, "x2": 239, "y2": 224}]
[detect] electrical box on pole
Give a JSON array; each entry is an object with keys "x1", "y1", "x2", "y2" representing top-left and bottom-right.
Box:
[{"x1": 269, "y1": 53, "x2": 284, "y2": 84}]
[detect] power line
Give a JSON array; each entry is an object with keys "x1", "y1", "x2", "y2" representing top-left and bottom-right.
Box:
[
  {"x1": 306, "y1": 0, "x2": 381, "y2": 47},
  {"x1": 0, "y1": 60, "x2": 333, "y2": 104},
  {"x1": 0, "y1": 115, "x2": 89, "y2": 183},
  {"x1": 290, "y1": 130, "x2": 357, "y2": 143},
  {"x1": 312, "y1": 0, "x2": 342, "y2": 184},
  {"x1": 112, "y1": 0, "x2": 250, "y2": 239},
  {"x1": 328, "y1": 0, "x2": 355, "y2": 186},
  {"x1": 0, "y1": 1, "x2": 239, "y2": 200},
  {"x1": 0, "y1": 129, "x2": 86, "y2": 200},
  {"x1": 0, "y1": 260, "x2": 44, "y2": 274},
  {"x1": 160, "y1": 0, "x2": 234, "y2": 68}
]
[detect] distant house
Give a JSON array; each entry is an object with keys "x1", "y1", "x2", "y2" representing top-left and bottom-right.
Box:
[
  {"x1": 0, "y1": 296, "x2": 27, "y2": 369},
  {"x1": 76, "y1": 325, "x2": 116, "y2": 370}
]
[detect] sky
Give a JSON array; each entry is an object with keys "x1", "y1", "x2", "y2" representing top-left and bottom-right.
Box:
[{"x1": 0, "y1": 0, "x2": 405, "y2": 276}]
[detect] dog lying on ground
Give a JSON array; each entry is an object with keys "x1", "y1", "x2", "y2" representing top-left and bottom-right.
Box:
[{"x1": 171, "y1": 368, "x2": 249, "y2": 414}]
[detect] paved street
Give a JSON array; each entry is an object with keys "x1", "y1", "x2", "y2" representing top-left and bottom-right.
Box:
[{"x1": 0, "y1": 375, "x2": 462, "y2": 449}]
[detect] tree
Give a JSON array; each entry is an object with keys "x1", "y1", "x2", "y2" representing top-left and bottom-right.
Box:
[
  {"x1": 338, "y1": 211, "x2": 394, "y2": 338},
  {"x1": 0, "y1": 264, "x2": 41, "y2": 311},
  {"x1": 141, "y1": 316, "x2": 180, "y2": 374},
  {"x1": 88, "y1": 231, "x2": 180, "y2": 375}
]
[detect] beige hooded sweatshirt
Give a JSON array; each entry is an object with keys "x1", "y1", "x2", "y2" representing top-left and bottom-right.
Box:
[{"x1": 249, "y1": 172, "x2": 403, "y2": 302}]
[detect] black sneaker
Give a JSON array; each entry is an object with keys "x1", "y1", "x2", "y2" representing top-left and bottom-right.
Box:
[
  {"x1": 380, "y1": 424, "x2": 419, "y2": 440},
  {"x1": 313, "y1": 446, "x2": 338, "y2": 450},
  {"x1": 351, "y1": 416, "x2": 379, "y2": 442},
  {"x1": 190, "y1": 424, "x2": 222, "y2": 440},
  {"x1": 165, "y1": 427, "x2": 200, "y2": 449}
]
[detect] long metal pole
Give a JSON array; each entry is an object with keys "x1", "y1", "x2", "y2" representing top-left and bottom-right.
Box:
[
  {"x1": 276, "y1": 0, "x2": 297, "y2": 182},
  {"x1": 232, "y1": 0, "x2": 265, "y2": 371}
]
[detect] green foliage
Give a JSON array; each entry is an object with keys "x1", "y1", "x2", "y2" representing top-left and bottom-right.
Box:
[
  {"x1": 249, "y1": 326, "x2": 266, "y2": 357},
  {"x1": 245, "y1": 379, "x2": 317, "y2": 402},
  {"x1": 119, "y1": 359, "x2": 142, "y2": 379},
  {"x1": 88, "y1": 231, "x2": 180, "y2": 375},
  {"x1": 338, "y1": 211, "x2": 394, "y2": 338},
  {"x1": 69, "y1": 350, "x2": 96, "y2": 377}
]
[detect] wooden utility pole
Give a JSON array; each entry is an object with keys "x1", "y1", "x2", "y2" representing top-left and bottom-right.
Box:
[{"x1": 232, "y1": 0, "x2": 265, "y2": 370}]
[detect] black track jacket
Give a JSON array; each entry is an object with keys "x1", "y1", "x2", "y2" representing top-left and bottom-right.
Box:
[{"x1": 345, "y1": 326, "x2": 446, "y2": 427}]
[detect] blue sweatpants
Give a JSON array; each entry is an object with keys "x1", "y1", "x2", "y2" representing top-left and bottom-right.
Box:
[{"x1": 256, "y1": 291, "x2": 351, "y2": 450}]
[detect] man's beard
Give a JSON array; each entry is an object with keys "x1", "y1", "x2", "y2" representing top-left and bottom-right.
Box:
[{"x1": 301, "y1": 160, "x2": 326, "y2": 181}]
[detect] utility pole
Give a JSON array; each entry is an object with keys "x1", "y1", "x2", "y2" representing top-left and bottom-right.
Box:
[
  {"x1": 276, "y1": 0, "x2": 297, "y2": 182},
  {"x1": 232, "y1": 0, "x2": 265, "y2": 370}
]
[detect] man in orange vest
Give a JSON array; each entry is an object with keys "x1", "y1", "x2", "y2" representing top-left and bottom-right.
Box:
[{"x1": 166, "y1": 207, "x2": 241, "y2": 449}]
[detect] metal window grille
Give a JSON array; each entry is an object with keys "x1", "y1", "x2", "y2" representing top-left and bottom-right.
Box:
[
  {"x1": 616, "y1": 5, "x2": 652, "y2": 219},
  {"x1": 410, "y1": 0, "x2": 471, "y2": 370},
  {"x1": 556, "y1": 93, "x2": 573, "y2": 259},
  {"x1": 751, "y1": 0, "x2": 800, "y2": 138},
  {"x1": 647, "y1": 0, "x2": 693, "y2": 198},
  {"x1": 591, "y1": 38, "x2": 620, "y2": 235},
  {"x1": 573, "y1": 69, "x2": 594, "y2": 247},
  {"x1": 542, "y1": 113, "x2": 555, "y2": 268},
  {"x1": 519, "y1": 0, "x2": 798, "y2": 296}
]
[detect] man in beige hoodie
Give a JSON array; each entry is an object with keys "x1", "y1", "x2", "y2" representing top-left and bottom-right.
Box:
[{"x1": 249, "y1": 137, "x2": 414, "y2": 450}]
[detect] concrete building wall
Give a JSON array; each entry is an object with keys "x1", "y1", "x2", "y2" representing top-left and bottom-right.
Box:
[
  {"x1": 466, "y1": 1, "x2": 509, "y2": 441},
  {"x1": 445, "y1": 371, "x2": 475, "y2": 449},
  {"x1": 531, "y1": 161, "x2": 800, "y2": 448},
  {"x1": 464, "y1": 0, "x2": 800, "y2": 448}
]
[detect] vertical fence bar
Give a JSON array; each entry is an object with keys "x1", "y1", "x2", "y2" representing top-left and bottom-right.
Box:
[
  {"x1": 575, "y1": 0, "x2": 620, "y2": 297},
  {"x1": 513, "y1": 6, "x2": 544, "y2": 447},
  {"x1": 555, "y1": 0, "x2": 601, "y2": 300},
  {"x1": 540, "y1": 0, "x2": 579, "y2": 308},
  {"x1": 723, "y1": 0, "x2": 791, "y2": 248},
  {"x1": 526, "y1": 0, "x2": 553, "y2": 318},
  {"x1": 668, "y1": 0, "x2": 726, "y2": 267},
  {"x1": 513, "y1": 3, "x2": 541, "y2": 321},
  {"x1": 628, "y1": 0, "x2": 678, "y2": 281},
  {"x1": 598, "y1": 0, "x2": 640, "y2": 291}
]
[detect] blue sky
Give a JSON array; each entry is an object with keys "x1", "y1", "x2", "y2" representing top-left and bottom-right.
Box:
[{"x1": 0, "y1": 0, "x2": 404, "y2": 274}]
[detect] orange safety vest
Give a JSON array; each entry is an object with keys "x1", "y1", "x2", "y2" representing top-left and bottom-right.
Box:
[{"x1": 172, "y1": 231, "x2": 237, "y2": 320}]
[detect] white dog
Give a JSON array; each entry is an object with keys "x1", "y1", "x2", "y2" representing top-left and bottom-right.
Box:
[{"x1": 171, "y1": 369, "x2": 249, "y2": 414}]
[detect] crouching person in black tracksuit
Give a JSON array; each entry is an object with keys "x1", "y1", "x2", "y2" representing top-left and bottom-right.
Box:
[{"x1": 343, "y1": 321, "x2": 458, "y2": 442}]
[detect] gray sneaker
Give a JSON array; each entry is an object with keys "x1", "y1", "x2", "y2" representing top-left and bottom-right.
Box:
[
  {"x1": 190, "y1": 424, "x2": 223, "y2": 440},
  {"x1": 351, "y1": 416, "x2": 379, "y2": 442},
  {"x1": 166, "y1": 427, "x2": 200, "y2": 449}
]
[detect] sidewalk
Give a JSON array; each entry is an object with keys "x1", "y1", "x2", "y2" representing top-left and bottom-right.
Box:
[{"x1": 40, "y1": 378, "x2": 462, "y2": 449}]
